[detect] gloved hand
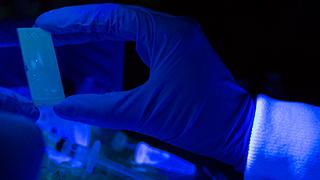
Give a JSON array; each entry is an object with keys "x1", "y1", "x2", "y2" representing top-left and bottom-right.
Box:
[
  {"x1": 0, "y1": 87, "x2": 39, "y2": 120},
  {"x1": 0, "y1": 87, "x2": 44, "y2": 179},
  {"x1": 36, "y1": 4, "x2": 255, "y2": 171}
]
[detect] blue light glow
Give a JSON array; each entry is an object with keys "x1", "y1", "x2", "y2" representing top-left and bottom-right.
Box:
[
  {"x1": 135, "y1": 142, "x2": 196, "y2": 175},
  {"x1": 73, "y1": 123, "x2": 91, "y2": 147}
]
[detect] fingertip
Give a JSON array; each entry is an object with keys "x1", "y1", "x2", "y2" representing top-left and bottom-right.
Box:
[
  {"x1": 35, "y1": 9, "x2": 64, "y2": 32},
  {"x1": 34, "y1": 12, "x2": 47, "y2": 26},
  {"x1": 34, "y1": 13, "x2": 52, "y2": 30},
  {"x1": 53, "y1": 102, "x2": 71, "y2": 119}
]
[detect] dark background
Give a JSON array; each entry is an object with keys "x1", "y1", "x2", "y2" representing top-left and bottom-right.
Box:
[{"x1": 1, "y1": 0, "x2": 319, "y2": 179}]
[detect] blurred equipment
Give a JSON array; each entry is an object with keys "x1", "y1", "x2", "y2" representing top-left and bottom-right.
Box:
[{"x1": 37, "y1": 108, "x2": 197, "y2": 179}]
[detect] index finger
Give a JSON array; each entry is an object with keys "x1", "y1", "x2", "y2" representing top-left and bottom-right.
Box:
[{"x1": 35, "y1": 4, "x2": 153, "y2": 44}]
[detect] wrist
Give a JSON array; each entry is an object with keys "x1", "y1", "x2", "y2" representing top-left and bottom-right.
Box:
[{"x1": 245, "y1": 94, "x2": 320, "y2": 179}]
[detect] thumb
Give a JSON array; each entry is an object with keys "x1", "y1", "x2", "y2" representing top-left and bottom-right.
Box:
[{"x1": 53, "y1": 90, "x2": 142, "y2": 130}]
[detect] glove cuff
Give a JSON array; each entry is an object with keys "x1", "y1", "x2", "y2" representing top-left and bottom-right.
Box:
[{"x1": 245, "y1": 94, "x2": 320, "y2": 179}]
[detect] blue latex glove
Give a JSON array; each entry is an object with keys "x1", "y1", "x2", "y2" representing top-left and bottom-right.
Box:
[
  {"x1": 0, "y1": 87, "x2": 39, "y2": 121},
  {"x1": 36, "y1": 4, "x2": 256, "y2": 171},
  {"x1": 0, "y1": 88, "x2": 44, "y2": 179}
]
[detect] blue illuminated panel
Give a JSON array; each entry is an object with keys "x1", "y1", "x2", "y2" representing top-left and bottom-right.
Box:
[{"x1": 17, "y1": 28, "x2": 64, "y2": 106}]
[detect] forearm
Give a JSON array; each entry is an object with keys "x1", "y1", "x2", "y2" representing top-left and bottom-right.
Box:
[{"x1": 245, "y1": 94, "x2": 320, "y2": 179}]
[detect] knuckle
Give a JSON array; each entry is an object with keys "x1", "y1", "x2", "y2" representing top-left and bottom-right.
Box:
[
  {"x1": 175, "y1": 17, "x2": 202, "y2": 38},
  {"x1": 181, "y1": 17, "x2": 201, "y2": 30}
]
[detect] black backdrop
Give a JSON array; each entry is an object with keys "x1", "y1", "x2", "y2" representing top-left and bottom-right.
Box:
[{"x1": 121, "y1": 0, "x2": 320, "y2": 105}]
